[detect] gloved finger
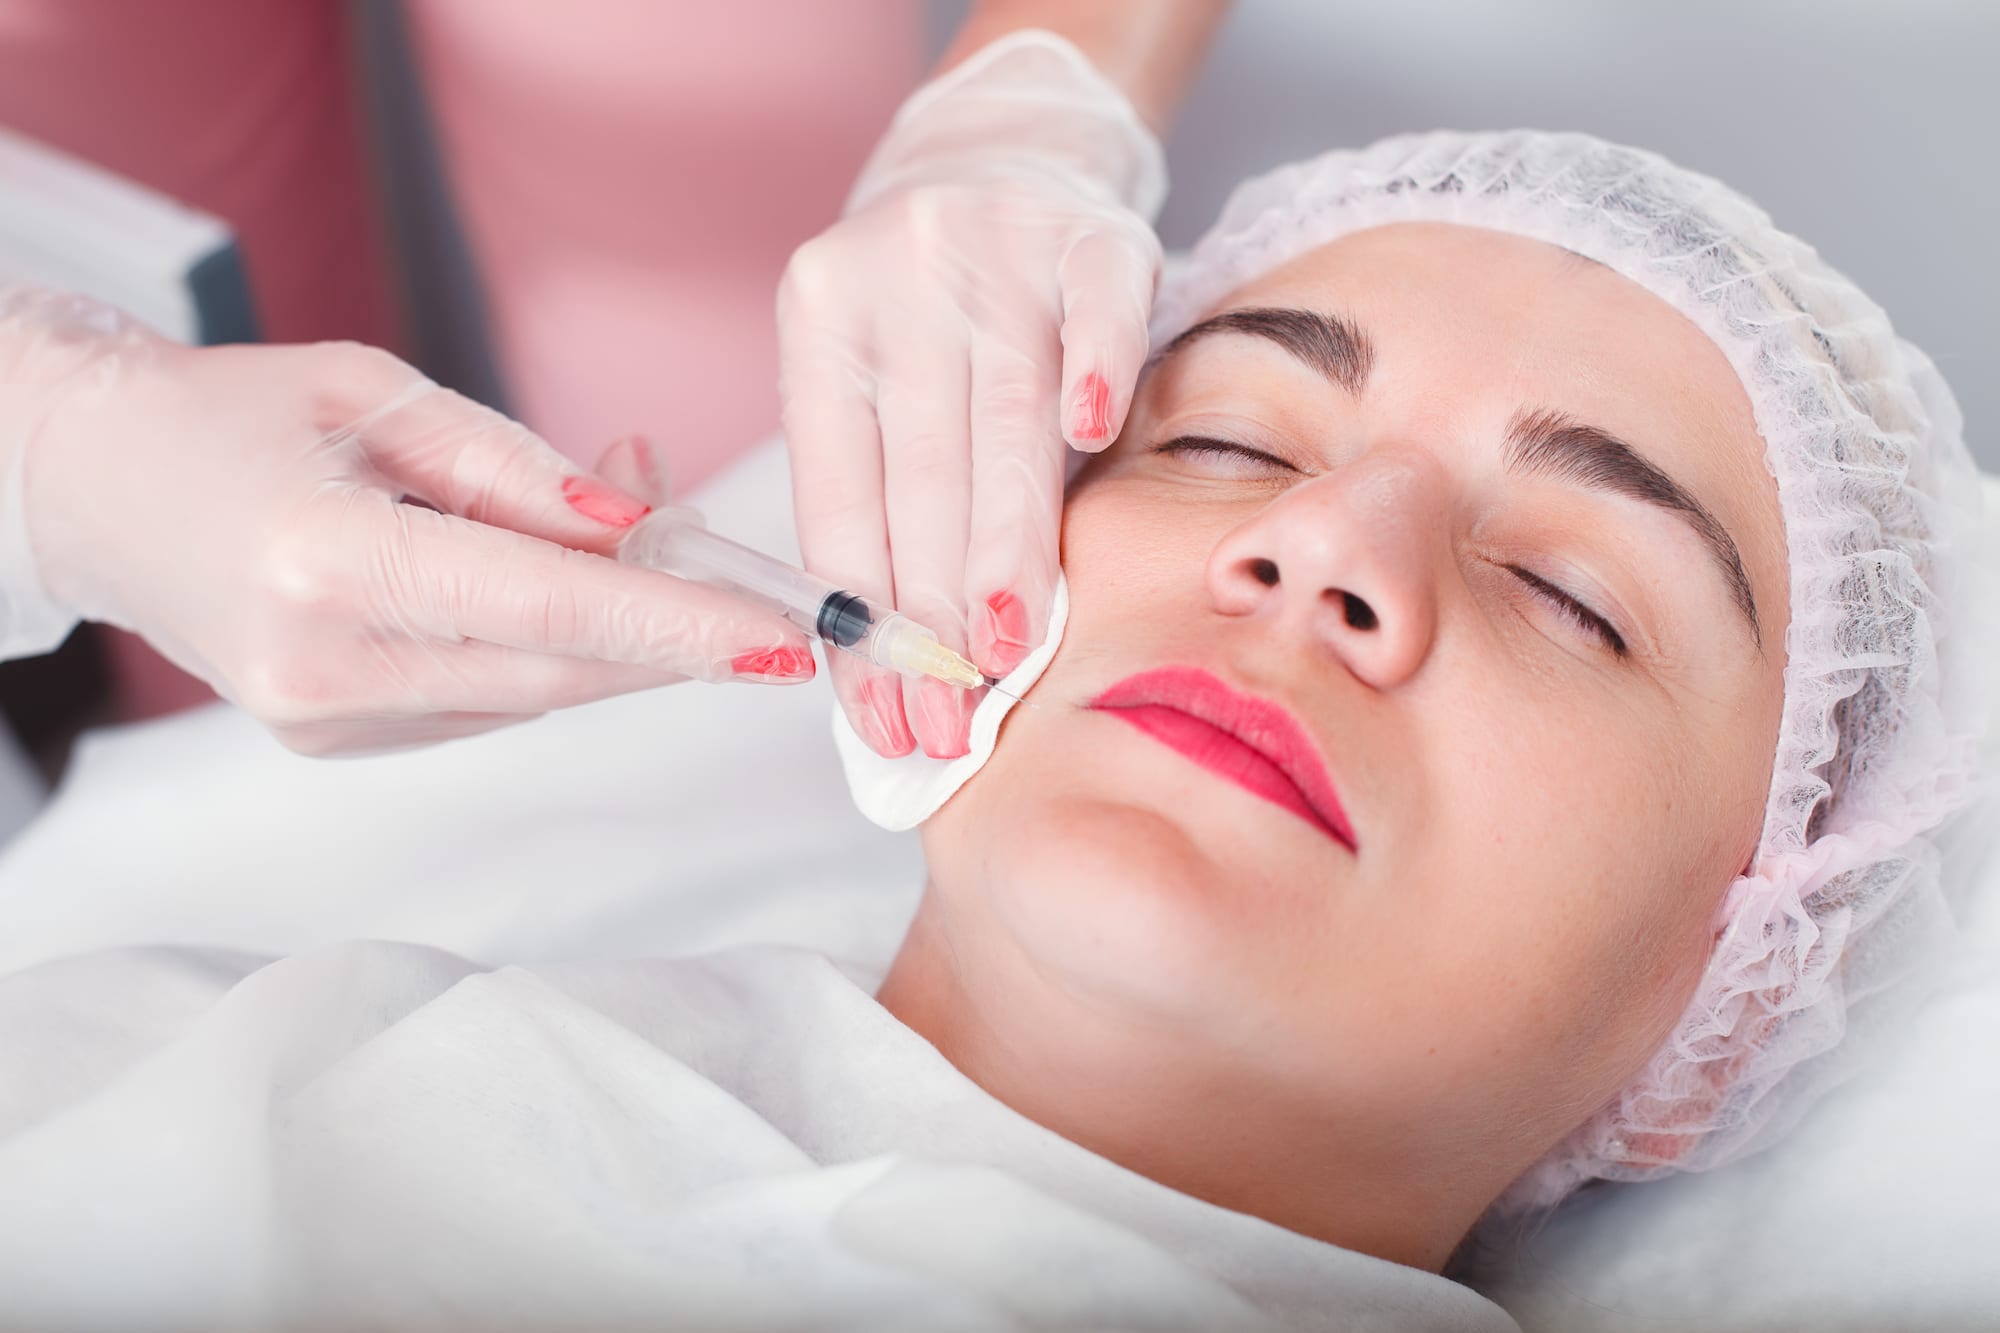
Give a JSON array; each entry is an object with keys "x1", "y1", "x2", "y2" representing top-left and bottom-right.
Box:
[
  {"x1": 1056, "y1": 224, "x2": 1161, "y2": 452},
  {"x1": 591, "y1": 434, "x2": 674, "y2": 509},
  {"x1": 779, "y1": 329, "x2": 912, "y2": 757},
  {"x1": 391, "y1": 636, "x2": 692, "y2": 711},
  {"x1": 441, "y1": 644, "x2": 691, "y2": 705},
  {"x1": 385, "y1": 505, "x2": 816, "y2": 683},
  {"x1": 327, "y1": 637, "x2": 690, "y2": 721},
  {"x1": 826, "y1": 644, "x2": 915, "y2": 760},
  {"x1": 237, "y1": 627, "x2": 689, "y2": 739},
  {"x1": 964, "y1": 341, "x2": 1064, "y2": 680},
  {"x1": 878, "y1": 332, "x2": 976, "y2": 760},
  {"x1": 350, "y1": 382, "x2": 652, "y2": 557}
]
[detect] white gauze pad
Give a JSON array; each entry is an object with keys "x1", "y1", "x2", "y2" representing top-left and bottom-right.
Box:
[{"x1": 833, "y1": 577, "x2": 1069, "y2": 831}]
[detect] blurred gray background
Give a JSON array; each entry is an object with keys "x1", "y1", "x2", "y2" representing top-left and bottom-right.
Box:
[
  {"x1": 7, "y1": 1, "x2": 1992, "y2": 837},
  {"x1": 367, "y1": 0, "x2": 1996, "y2": 463},
  {"x1": 928, "y1": 0, "x2": 1998, "y2": 465}
]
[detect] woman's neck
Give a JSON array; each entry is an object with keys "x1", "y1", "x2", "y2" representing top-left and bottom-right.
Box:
[{"x1": 875, "y1": 890, "x2": 1505, "y2": 1274}]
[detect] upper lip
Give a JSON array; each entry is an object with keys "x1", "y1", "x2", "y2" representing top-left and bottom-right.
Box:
[{"x1": 1087, "y1": 666, "x2": 1357, "y2": 850}]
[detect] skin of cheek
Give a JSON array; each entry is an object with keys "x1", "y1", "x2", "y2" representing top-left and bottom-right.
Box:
[
  {"x1": 924, "y1": 469, "x2": 1774, "y2": 1152},
  {"x1": 1371, "y1": 668, "x2": 1753, "y2": 1139},
  {"x1": 919, "y1": 222, "x2": 1793, "y2": 1163},
  {"x1": 1101, "y1": 623, "x2": 1749, "y2": 1146},
  {"x1": 918, "y1": 484, "x2": 1301, "y2": 1026}
]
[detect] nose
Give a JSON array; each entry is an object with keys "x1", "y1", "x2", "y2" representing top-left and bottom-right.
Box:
[{"x1": 1206, "y1": 446, "x2": 1445, "y2": 689}]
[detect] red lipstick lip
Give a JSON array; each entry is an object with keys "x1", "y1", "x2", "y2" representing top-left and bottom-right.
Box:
[{"x1": 1088, "y1": 666, "x2": 1358, "y2": 851}]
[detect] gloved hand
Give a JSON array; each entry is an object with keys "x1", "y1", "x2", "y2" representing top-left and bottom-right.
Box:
[
  {"x1": 778, "y1": 30, "x2": 1165, "y2": 759},
  {"x1": 0, "y1": 287, "x2": 816, "y2": 756}
]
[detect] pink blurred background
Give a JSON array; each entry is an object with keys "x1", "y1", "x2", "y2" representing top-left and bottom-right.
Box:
[{"x1": 0, "y1": 0, "x2": 922, "y2": 720}]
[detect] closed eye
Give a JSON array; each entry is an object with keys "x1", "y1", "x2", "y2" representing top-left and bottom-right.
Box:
[
  {"x1": 1507, "y1": 565, "x2": 1628, "y2": 657},
  {"x1": 1151, "y1": 436, "x2": 1299, "y2": 473},
  {"x1": 1154, "y1": 440, "x2": 1628, "y2": 657}
]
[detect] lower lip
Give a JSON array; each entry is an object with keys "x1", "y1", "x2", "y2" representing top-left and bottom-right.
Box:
[{"x1": 1096, "y1": 703, "x2": 1348, "y2": 845}]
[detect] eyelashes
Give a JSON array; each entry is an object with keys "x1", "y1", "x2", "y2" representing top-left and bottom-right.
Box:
[
  {"x1": 1153, "y1": 435, "x2": 1630, "y2": 658},
  {"x1": 1152, "y1": 435, "x2": 1296, "y2": 473},
  {"x1": 1505, "y1": 566, "x2": 1629, "y2": 656}
]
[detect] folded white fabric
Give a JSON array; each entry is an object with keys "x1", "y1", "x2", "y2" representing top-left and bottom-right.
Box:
[
  {"x1": 834, "y1": 577, "x2": 1069, "y2": 832},
  {"x1": 0, "y1": 940, "x2": 1517, "y2": 1331}
]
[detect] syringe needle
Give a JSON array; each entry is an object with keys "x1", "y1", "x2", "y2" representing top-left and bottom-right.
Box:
[{"x1": 983, "y1": 679, "x2": 1038, "y2": 709}]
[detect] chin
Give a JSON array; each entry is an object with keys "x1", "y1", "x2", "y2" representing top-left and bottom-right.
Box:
[{"x1": 930, "y1": 792, "x2": 1278, "y2": 1025}]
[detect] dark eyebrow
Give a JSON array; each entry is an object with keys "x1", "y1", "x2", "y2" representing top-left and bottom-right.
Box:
[
  {"x1": 1159, "y1": 306, "x2": 1376, "y2": 397},
  {"x1": 1156, "y1": 307, "x2": 1758, "y2": 644},
  {"x1": 1506, "y1": 408, "x2": 1761, "y2": 644}
]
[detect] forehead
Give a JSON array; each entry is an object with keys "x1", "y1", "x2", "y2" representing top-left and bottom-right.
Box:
[
  {"x1": 1179, "y1": 221, "x2": 1789, "y2": 626},
  {"x1": 1215, "y1": 224, "x2": 1735, "y2": 425}
]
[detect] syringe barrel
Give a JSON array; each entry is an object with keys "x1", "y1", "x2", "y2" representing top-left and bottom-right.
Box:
[
  {"x1": 618, "y1": 510, "x2": 840, "y2": 639},
  {"x1": 619, "y1": 510, "x2": 973, "y2": 684},
  {"x1": 795, "y1": 595, "x2": 937, "y2": 676},
  {"x1": 859, "y1": 611, "x2": 932, "y2": 671}
]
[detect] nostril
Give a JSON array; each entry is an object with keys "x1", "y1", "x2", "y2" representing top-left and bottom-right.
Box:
[
  {"x1": 1248, "y1": 558, "x2": 1280, "y2": 588},
  {"x1": 1342, "y1": 591, "x2": 1378, "y2": 631}
]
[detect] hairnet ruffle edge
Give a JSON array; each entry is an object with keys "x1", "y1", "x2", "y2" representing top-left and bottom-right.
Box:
[{"x1": 1147, "y1": 130, "x2": 1992, "y2": 1212}]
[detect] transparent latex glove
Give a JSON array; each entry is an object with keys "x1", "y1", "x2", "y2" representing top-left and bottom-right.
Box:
[
  {"x1": 778, "y1": 30, "x2": 1165, "y2": 759},
  {"x1": 4, "y1": 289, "x2": 816, "y2": 756}
]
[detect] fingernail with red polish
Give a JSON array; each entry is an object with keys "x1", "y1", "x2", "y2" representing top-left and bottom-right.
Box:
[
  {"x1": 732, "y1": 645, "x2": 816, "y2": 681},
  {"x1": 915, "y1": 677, "x2": 974, "y2": 760},
  {"x1": 605, "y1": 433, "x2": 665, "y2": 504},
  {"x1": 1070, "y1": 371, "x2": 1112, "y2": 441},
  {"x1": 562, "y1": 475, "x2": 651, "y2": 528},
  {"x1": 975, "y1": 590, "x2": 1032, "y2": 677},
  {"x1": 860, "y1": 678, "x2": 916, "y2": 757}
]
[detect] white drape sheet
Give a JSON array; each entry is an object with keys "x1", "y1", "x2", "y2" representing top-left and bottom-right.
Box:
[{"x1": 0, "y1": 939, "x2": 1517, "y2": 1331}]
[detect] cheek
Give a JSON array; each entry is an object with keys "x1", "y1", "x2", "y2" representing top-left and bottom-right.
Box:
[
  {"x1": 919, "y1": 488, "x2": 1325, "y2": 1024},
  {"x1": 921, "y1": 718, "x2": 1286, "y2": 1026},
  {"x1": 1061, "y1": 480, "x2": 1235, "y2": 588},
  {"x1": 1399, "y1": 686, "x2": 1756, "y2": 1099}
]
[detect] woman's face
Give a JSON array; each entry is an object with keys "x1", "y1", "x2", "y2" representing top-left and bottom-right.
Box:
[{"x1": 919, "y1": 222, "x2": 1790, "y2": 1156}]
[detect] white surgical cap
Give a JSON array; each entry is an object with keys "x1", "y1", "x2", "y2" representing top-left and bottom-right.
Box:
[{"x1": 842, "y1": 129, "x2": 1990, "y2": 1208}]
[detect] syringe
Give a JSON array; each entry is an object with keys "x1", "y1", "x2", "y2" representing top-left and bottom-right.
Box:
[{"x1": 618, "y1": 507, "x2": 994, "y2": 692}]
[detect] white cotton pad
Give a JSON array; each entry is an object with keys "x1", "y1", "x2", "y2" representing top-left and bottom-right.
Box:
[{"x1": 833, "y1": 577, "x2": 1069, "y2": 831}]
